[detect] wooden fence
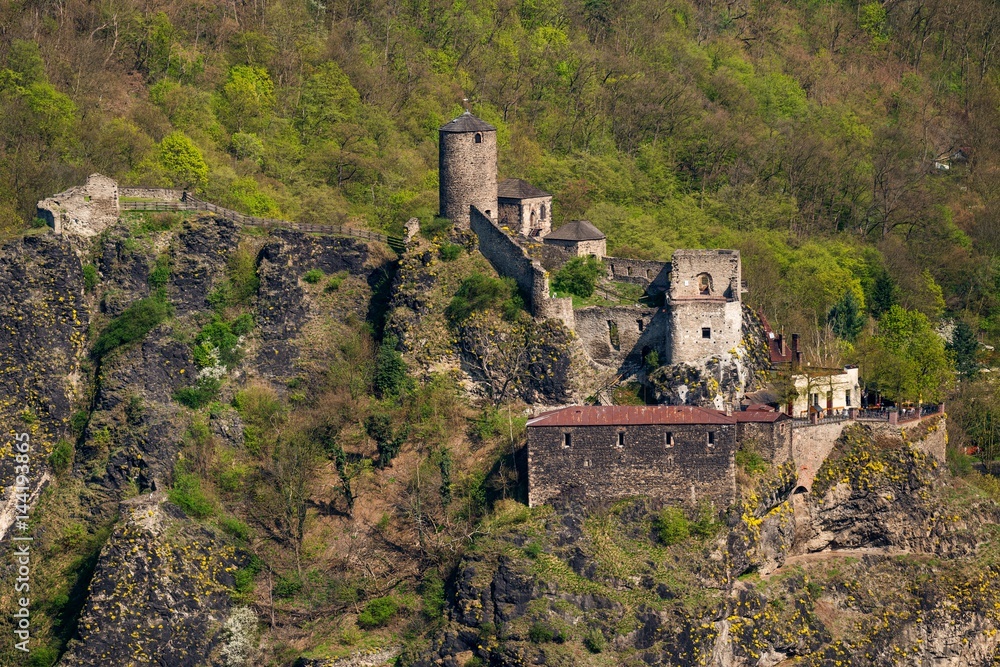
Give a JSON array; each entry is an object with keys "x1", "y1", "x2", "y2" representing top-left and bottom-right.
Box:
[{"x1": 120, "y1": 195, "x2": 405, "y2": 251}]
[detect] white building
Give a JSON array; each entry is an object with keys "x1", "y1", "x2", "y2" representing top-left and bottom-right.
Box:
[{"x1": 788, "y1": 366, "x2": 861, "y2": 418}]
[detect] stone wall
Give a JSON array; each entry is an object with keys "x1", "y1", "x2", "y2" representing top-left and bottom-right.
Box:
[
  {"x1": 37, "y1": 173, "x2": 120, "y2": 237},
  {"x1": 439, "y1": 130, "x2": 498, "y2": 228},
  {"x1": 119, "y1": 187, "x2": 183, "y2": 201},
  {"x1": 738, "y1": 420, "x2": 793, "y2": 465},
  {"x1": 470, "y1": 207, "x2": 550, "y2": 318},
  {"x1": 573, "y1": 306, "x2": 668, "y2": 368},
  {"x1": 544, "y1": 237, "x2": 607, "y2": 258},
  {"x1": 528, "y1": 423, "x2": 737, "y2": 507},
  {"x1": 498, "y1": 195, "x2": 552, "y2": 237},
  {"x1": 669, "y1": 299, "x2": 743, "y2": 365},
  {"x1": 606, "y1": 257, "x2": 671, "y2": 295},
  {"x1": 790, "y1": 420, "x2": 848, "y2": 491},
  {"x1": 670, "y1": 249, "x2": 741, "y2": 300}
]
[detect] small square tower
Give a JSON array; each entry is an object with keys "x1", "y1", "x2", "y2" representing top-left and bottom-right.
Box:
[
  {"x1": 668, "y1": 250, "x2": 743, "y2": 366},
  {"x1": 497, "y1": 179, "x2": 553, "y2": 237}
]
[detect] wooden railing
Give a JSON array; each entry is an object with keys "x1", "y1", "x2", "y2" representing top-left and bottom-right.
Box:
[{"x1": 120, "y1": 195, "x2": 405, "y2": 251}]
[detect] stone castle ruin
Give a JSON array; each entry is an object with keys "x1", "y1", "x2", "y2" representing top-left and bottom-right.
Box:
[{"x1": 438, "y1": 111, "x2": 754, "y2": 407}]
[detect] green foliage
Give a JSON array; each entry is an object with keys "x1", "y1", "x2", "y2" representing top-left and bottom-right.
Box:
[
  {"x1": 194, "y1": 315, "x2": 242, "y2": 368},
  {"x1": 949, "y1": 320, "x2": 981, "y2": 379},
  {"x1": 158, "y1": 131, "x2": 208, "y2": 189},
  {"x1": 644, "y1": 349, "x2": 659, "y2": 373},
  {"x1": 28, "y1": 645, "x2": 58, "y2": 667},
  {"x1": 420, "y1": 217, "x2": 452, "y2": 240},
  {"x1": 828, "y1": 289, "x2": 865, "y2": 342},
  {"x1": 173, "y1": 378, "x2": 221, "y2": 409},
  {"x1": 357, "y1": 596, "x2": 399, "y2": 629},
  {"x1": 858, "y1": 305, "x2": 952, "y2": 402},
  {"x1": 216, "y1": 65, "x2": 275, "y2": 133},
  {"x1": 736, "y1": 449, "x2": 768, "y2": 476},
  {"x1": 326, "y1": 272, "x2": 348, "y2": 292},
  {"x1": 274, "y1": 574, "x2": 303, "y2": 598},
  {"x1": 420, "y1": 571, "x2": 446, "y2": 621},
  {"x1": 868, "y1": 270, "x2": 899, "y2": 318},
  {"x1": 148, "y1": 254, "x2": 171, "y2": 289},
  {"x1": 81, "y1": 264, "x2": 98, "y2": 293},
  {"x1": 48, "y1": 438, "x2": 74, "y2": 476},
  {"x1": 219, "y1": 516, "x2": 252, "y2": 541},
  {"x1": 303, "y1": 268, "x2": 324, "y2": 284},
  {"x1": 365, "y1": 411, "x2": 409, "y2": 468},
  {"x1": 438, "y1": 447, "x2": 453, "y2": 506},
  {"x1": 859, "y1": 2, "x2": 889, "y2": 41},
  {"x1": 231, "y1": 312, "x2": 254, "y2": 336},
  {"x1": 527, "y1": 621, "x2": 565, "y2": 643},
  {"x1": 584, "y1": 628, "x2": 606, "y2": 653},
  {"x1": 168, "y1": 469, "x2": 215, "y2": 518},
  {"x1": 92, "y1": 295, "x2": 172, "y2": 359},
  {"x1": 439, "y1": 243, "x2": 463, "y2": 261},
  {"x1": 70, "y1": 410, "x2": 89, "y2": 436},
  {"x1": 655, "y1": 506, "x2": 690, "y2": 546},
  {"x1": 446, "y1": 273, "x2": 515, "y2": 323},
  {"x1": 551, "y1": 256, "x2": 603, "y2": 299},
  {"x1": 373, "y1": 335, "x2": 408, "y2": 398},
  {"x1": 296, "y1": 61, "x2": 360, "y2": 142}
]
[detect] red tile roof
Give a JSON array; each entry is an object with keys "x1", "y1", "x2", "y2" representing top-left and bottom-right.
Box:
[
  {"x1": 527, "y1": 405, "x2": 735, "y2": 427},
  {"x1": 734, "y1": 410, "x2": 790, "y2": 423}
]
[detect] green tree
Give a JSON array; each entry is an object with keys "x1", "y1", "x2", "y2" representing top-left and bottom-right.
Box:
[
  {"x1": 158, "y1": 131, "x2": 208, "y2": 189},
  {"x1": 948, "y1": 320, "x2": 981, "y2": 380},
  {"x1": 373, "y1": 335, "x2": 408, "y2": 398},
  {"x1": 828, "y1": 289, "x2": 865, "y2": 341},
  {"x1": 858, "y1": 305, "x2": 952, "y2": 403},
  {"x1": 216, "y1": 65, "x2": 275, "y2": 133},
  {"x1": 552, "y1": 256, "x2": 603, "y2": 299},
  {"x1": 868, "y1": 270, "x2": 898, "y2": 318},
  {"x1": 295, "y1": 62, "x2": 361, "y2": 143}
]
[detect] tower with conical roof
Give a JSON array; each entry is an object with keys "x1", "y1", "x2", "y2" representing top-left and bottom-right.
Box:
[{"x1": 438, "y1": 111, "x2": 498, "y2": 227}]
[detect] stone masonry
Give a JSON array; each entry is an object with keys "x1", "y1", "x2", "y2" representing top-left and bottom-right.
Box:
[
  {"x1": 37, "y1": 173, "x2": 120, "y2": 237},
  {"x1": 527, "y1": 405, "x2": 738, "y2": 508}
]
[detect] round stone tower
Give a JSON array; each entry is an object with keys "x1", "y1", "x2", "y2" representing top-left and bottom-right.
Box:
[{"x1": 439, "y1": 111, "x2": 498, "y2": 228}]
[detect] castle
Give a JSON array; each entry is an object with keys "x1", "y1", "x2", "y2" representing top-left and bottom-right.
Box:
[
  {"x1": 438, "y1": 111, "x2": 747, "y2": 405},
  {"x1": 435, "y1": 110, "x2": 947, "y2": 508}
]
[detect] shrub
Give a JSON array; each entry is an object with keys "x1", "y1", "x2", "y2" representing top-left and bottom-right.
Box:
[
  {"x1": 303, "y1": 268, "x2": 324, "y2": 284},
  {"x1": 227, "y1": 246, "x2": 260, "y2": 306},
  {"x1": 357, "y1": 596, "x2": 398, "y2": 628},
  {"x1": 373, "y1": 335, "x2": 408, "y2": 398},
  {"x1": 584, "y1": 628, "x2": 606, "y2": 653},
  {"x1": 690, "y1": 503, "x2": 723, "y2": 539},
  {"x1": 420, "y1": 571, "x2": 446, "y2": 621},
  {"x1": 233, "y1": 384, "x2": 282, "y2": 425},
  {"x1": 528, "y1": 621, "x2": 562, "y2": 643},
  {"x1": 148, "y1": 254, "x2": 171, "y2": 289},
  {"x1": 274, "y1": 574, "x2": 303, "y2": 598},
  {"x1": 30, "y1": 216, "x2": 49, "y2": 229},
  {"x1": 439, "y1": 243, "x2": 462, "y2": 261},
  {"x1": 420, "y1": 216, "x2": 452, "y2": 239},
  {"x1": 48, "y1": 438, "x2": 74, "y2": 476},
  {"x1": 82, "y1": 264, "x2": 98, "y2": 292},
  {"x1": 446, "y1": 273, "x2": 512, "y2": 323},
  {"x1": 231, "y1": 313, "x2": 254, "y2": 336},
  {"x1": 655, "y1": 506, "x2": 689, "y2": 545},
  {"x1": 195, "y1": 316, "x2": 241, "y2": 368},
  {"x1": 326, "y1": 273, "x2": 346, "y2": 291},
  {"x1": 551, "y1": 256, "x2": 603, "y2": 298},
  {"x1": 220, "y1": 516, "x2": 252, "y2": 541},
  {"x1": 736, "y1": 449, "x2": 768, "y2": 475},
  {"x1": 70, "y1": 410, "x2": 89, "y2": 436},
  {"x1": 169, "y1": 470, "x2": 214, "y2": 518},
  {"x1": 92, "y1": 295, "x2": 172, "y2": 359},
  {"x1": 173, "y1": 378, "x2": 221, "y2": 409}
]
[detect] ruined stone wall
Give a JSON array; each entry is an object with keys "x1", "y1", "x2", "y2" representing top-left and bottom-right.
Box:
[
  {"x1": 37, "y1": 173, "x2": 120, "y2": 237},
  {"x1": 738, "y1": 421, "x2": 793, "y2": 465},
  {"x1": 606, "y1": 257, "x2": 670, "y2": 295},
  {"x1": 573, "y1": 306, "x2": 668, "y2": 368},
  {"x1": 498, "y1": 196, "x2": 552, "y2": 236},
  {"x1": 670, "y1": 249, "x2": 741, "y2": 300},
  {"x1": 669, "y1": 299, "x2": 742, "y2": 365},
  {"x1": 439, "y1": 130, "x2": 498, "y2": 227},
  {"x1": 544, "y1": 237, "x2": 607, "y2": 258},
  {"x1": 528, "y1": 423, "x2": 737, "y2": 507}
]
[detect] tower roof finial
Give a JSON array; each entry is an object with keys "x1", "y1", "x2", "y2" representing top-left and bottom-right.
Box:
[{"x1": 462, "y1": 97, "x2": 469, "y2": 112}]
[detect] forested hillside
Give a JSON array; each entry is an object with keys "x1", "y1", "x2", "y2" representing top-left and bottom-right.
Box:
[
  {"x1": 7, "y1": 1, "x2": 1000, "y2": 665},
  {"x1": 3, "y1": 0, "x2": 1000, "y2": 340}
]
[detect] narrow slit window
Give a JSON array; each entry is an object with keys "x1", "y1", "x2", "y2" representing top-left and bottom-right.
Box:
[
  {"x1": 707, "y1": 431, "x2": 715, "y2": 446},
  {"x1": 702, "y1": 327, "x2": 711, "y2": 339},
  {"x1": 665, "y1": 432, "x2": 674, "y2": 447},
  {"x1": 637, "y1": 319, "x2": 644, "y2": 332},
  {"x1": 617, "y1": 432, "x2": 625, "y2": 448},
  {"x1": 563, "y1": 432, "x2": 571, "y2": 448}
]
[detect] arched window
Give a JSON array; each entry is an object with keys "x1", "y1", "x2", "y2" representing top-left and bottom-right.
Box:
[
  {"x1": 697, "y1": 273, "x2": 712, "y2": 295},
  {"x1": 540, "y1": 204, "x2": 547, "y2": 220},
  {"x1": 530, "y1": 209, "x2": 537, "y2": 226},
  {"x1": 474, "y1": 133, "x2": 482, "y2": 143}
]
